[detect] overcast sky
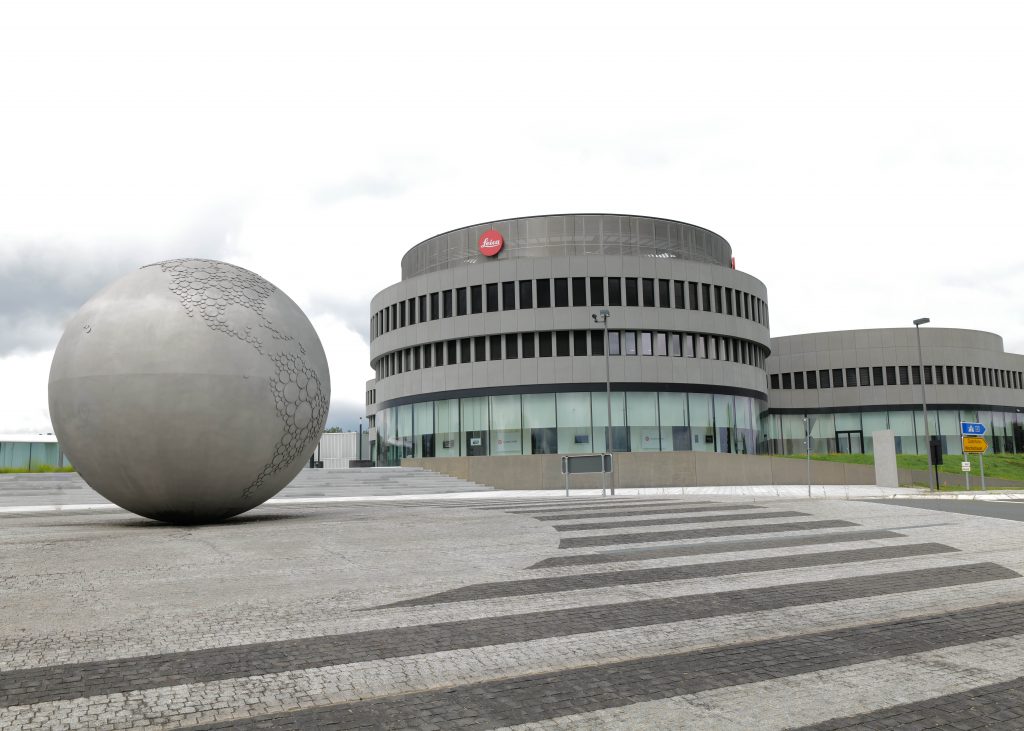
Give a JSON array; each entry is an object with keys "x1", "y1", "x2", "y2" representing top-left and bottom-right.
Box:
[{"x1": 1, "y1": 0, "x2": 1022, "y2": 433}]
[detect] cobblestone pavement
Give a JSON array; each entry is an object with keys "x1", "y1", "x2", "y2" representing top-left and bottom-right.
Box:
[{"x1": 5, "y1": 486, "x2": 1024, "y2": 728}]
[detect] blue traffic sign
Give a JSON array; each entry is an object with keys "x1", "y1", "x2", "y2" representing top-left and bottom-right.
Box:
[{"x1": 961, "y1": 422, "x2": 987, "y2": 436}]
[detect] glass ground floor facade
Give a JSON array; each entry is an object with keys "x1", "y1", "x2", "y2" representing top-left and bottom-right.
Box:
[
  {"x1": 375, "y1": 397, "x2": 1024, "y2": 465},
  {"x1": 0, "y1": 439, "x2": 66, "y2": 470},
  {"x1": 374, "y1": 390, "x2": 766, "y2": 466},
  {"x1": 763, "y1": 407, "x2": 1024, "y2": 457}
]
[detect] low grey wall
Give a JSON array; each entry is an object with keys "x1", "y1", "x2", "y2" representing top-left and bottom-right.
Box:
[
  {"x1": 403, "y1": 452, "x2": 882, "y2": 490},
  {"x1": 402, "y1": 452, "x2": 1024, "y2": 490}
]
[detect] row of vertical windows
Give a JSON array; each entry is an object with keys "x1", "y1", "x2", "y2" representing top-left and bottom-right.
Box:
[
  {"x1": 370, "y1": 277, "x2": 768, "y2": 339},
  {"x1": 770, "y1": 365, "x2": 1024, "y2": 391},
  {"x1": 365, "y1": 389, "x2": 376, "y2": 406},
  {"x1": 373, "y1": 330, "x2": 767, "y2": 380}
]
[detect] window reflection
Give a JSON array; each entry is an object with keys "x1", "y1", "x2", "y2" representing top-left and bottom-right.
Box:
[
  {"x1": 624, "y1": 331, "x2": 637, "y2": 356},
  {"x1": 374, "y1": 391, "x2": 769, "y2": 464},
  {"x1": 523, "y1": 393, "x2": 557, "y2": 454},
  {"x1": 557, "y1": 392, "x2": 592, "y2": 453}
]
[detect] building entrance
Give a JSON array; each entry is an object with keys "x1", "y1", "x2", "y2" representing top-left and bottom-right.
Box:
[{"x1": 836, "y1": 430, "x2": 863, "y2": 454}]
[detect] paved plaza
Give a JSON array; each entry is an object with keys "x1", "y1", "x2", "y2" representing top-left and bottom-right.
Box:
[{"x1": 5, "y1": 471, "x2": 1024, "y2": 728}]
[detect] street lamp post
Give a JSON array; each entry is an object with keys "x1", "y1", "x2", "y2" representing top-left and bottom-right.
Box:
[
  {"x1": 593, "y1": 309, "x2": 613, "y2": 496},
  {"x1": 913, "y1": 317, "x2": 936, "y2": 492}
]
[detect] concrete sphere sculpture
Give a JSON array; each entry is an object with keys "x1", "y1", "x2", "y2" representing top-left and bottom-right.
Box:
[{"x1": 48, "y1": 259, "x2": 331, "y2": 524}]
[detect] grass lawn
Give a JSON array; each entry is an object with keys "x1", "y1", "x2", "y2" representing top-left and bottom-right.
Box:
[
  {"x1": 0, "y1": 465, "x2": 76, "y2": 474},
  {"x1": 778, "y1": 451, "x2": 1024, "y2": 485}
]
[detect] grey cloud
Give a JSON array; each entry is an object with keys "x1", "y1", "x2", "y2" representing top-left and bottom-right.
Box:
[
  {"x1": 0, "y1": 204, "x2": 240, "y2": 356},
  {"x1": 0, "y1": 311, "x2": 77, "y2": 357},
  {"x1": 0, "y1": 243, "x2": 141, "y2": 356},
  {"x1": 307, "y1": 294, "x2": 371, "y2": 345},
  {"x1": 325, "y1": 399, "x2": 368, "y2": 431}
]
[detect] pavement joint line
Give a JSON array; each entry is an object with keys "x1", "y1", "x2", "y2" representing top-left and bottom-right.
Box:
[
  {"x1": 0, "y1": 503, "x2": 118, "y2": 514},
  {"x1": 0, "y1": 494, "x2": 669, "y2": 514},
  {"x1": 869, "y1": 492, "x2": 1024, "y2": 501},
  {"x1": 881, "y1": 522, "x2": 958, "y2": 530},
  {"x1": 527, "y1": 529, "x2": 908, "y2": 568},
  {"x1": 488, "y1": 500, "x2": 724, "y2": 513},
  {"x1": 521, "y1": 504, "x2": 762, "y2": 518},
  {"x1": 378, "y1": 543, "x2": 960, "y2": 607},
  {"x1": 550, "y1": 510, "x2": 811, "y2": 532},
  {"x1": 10, "y1": 492, "x2": 1013, "y2": 518},
  {"x1": 10, "y1": 489, "x2": 1024, "y2": 515},
  {"x1": 558, "y1": 519, "x2": 861, "y2": 548}
]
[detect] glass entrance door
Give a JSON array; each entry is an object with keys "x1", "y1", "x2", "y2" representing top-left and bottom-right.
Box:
[{"x1": 836, "y1": 430, "x2": 864, "y2": 454}]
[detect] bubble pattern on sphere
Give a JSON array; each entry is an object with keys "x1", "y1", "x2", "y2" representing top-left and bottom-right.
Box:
[
  {"x1": 247, "y1": 353, "x2": 329, "y2": 497},
  {"x1": 150, "y1": 258, "x2": 328, "y2": 499},
  {"x1": 148, "y1": 259, "x2": 294, "y2": 351}
]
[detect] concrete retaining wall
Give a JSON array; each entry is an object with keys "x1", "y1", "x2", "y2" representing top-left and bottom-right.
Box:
[
  {"x1": 402, "y1": 452, "x2": 1024, "y2": 490},
  {"x1": 403, "y1": 452, "x2": 881, "y2": 490}
]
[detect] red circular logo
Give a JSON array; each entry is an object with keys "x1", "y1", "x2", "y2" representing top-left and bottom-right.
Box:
[{"x1": 478, "y1": 229, "x2": 504, "y2": 256}]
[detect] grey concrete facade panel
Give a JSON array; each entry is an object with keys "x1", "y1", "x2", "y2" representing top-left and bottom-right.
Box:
[
  {"x1": 368, "y1": 250, "x2": 771, "y2": 407},
  {"x1": 400, "y1": 214, "x2": 734, "y2": 279},
  {"x1": 766, "y1": 328, "x2": 1024, "y2": 412},
  {"x1": 370, "y1": 256, "x2": 770, "y2": 363},
  {"x1": 373, "y1": 255, "x2": 767, "y2": 313},
  {"x1": 372, "y1": 356, "x2": 769, "y2": 407}
]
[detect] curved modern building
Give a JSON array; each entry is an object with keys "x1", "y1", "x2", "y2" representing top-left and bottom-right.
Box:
[
  {"x1": 367, "y1": 214, "x2": 771, "y2": 465},
  {"x1": 764, "y1": 328, "x2": 1024, "y2": 456},
  {"x1": 365, "y1": 214, "x2": 1024, "y2": 468}
]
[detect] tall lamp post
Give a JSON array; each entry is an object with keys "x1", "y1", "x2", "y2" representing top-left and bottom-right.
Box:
[
  {"x1": 913, "y1": 317, "x2": 936, "y2": 491},
  {"x1": 592, "y1": 309, "x2": 613, "y2": 495}
]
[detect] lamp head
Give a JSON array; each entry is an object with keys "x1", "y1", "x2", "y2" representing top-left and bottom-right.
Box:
[{"x1": 913, "y1": 317, "x2": 930, "y2": 326}]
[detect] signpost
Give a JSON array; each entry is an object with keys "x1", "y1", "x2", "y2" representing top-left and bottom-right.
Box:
[
  {"x1": 561, "y1": 454, "x2": 614, "y2": 497},
  {"x1": 962, "y1": 459, "x2": 971, "y2": 490},
  {"x1": 961, "y1": 423, "x2": 988, "y2": 490},
  {"x1": 961, "y1": 436, "x2": 988, "y2": 453}
]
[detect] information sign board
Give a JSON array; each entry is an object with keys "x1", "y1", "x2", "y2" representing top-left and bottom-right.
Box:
[{"x1": 962, "y1": 436, "x2": 988, "y2": 453}]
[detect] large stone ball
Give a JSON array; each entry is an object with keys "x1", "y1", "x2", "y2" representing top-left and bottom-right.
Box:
[{"x1": 48, "y1": 259, "x2": 331, "y2": 524}]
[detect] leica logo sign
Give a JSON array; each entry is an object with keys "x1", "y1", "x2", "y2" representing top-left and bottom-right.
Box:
[{"x1": 478, "y1": 229, "x2": 504, "y2": 256}]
